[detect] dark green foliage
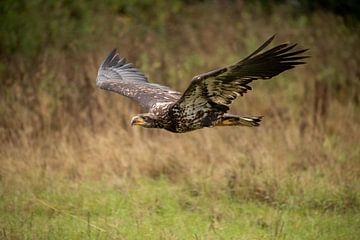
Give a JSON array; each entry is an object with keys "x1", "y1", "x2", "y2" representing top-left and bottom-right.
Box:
[
  {"x1": 1, "y1": 0, "x2": 358, "y2": 60},
  {"x1": 248, "y1": 0, "x2": 360, "y2": 19},
  {"x1": 0, "y1": 0, "x2": 185, "y2": 59},
  {"x1": 0, "y1": 0, "x2": 99, "y2": 57},
  {"x1": 296, "y1": 0, "x2": 360, "y2": 19}
]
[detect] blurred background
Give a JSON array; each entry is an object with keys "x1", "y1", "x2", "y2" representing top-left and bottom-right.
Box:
[{"x1": 1, "y1": 0, "x2": 360, "y2": 239}]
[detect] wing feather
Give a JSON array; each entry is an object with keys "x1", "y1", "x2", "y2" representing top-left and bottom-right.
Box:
[
  {"x1": 96, "y1": 49, "x2": 181, "y2": 110},
  {"x1": 172, "y1": 36, "x2": 308, "y2": 115}
]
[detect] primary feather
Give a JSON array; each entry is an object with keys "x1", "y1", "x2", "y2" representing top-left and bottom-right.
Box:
[{"x1": 96, "y1": 49, "x2": 180, "y2": 110}]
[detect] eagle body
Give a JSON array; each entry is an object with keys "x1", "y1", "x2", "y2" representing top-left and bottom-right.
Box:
[
  {"x1": 165, "y1": 101, "x2": 231, "y2": 133},
  {"x1": 96, "y1": 35, "x2": 308, "y2": 133},
  {"x1": 130, "y1": 100, "x2": 227, "y2": 133}
]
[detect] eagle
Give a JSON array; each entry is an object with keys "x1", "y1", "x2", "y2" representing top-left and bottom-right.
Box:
[{"x1": 96, "y1": 35, "x2": 307, "y2": 133}]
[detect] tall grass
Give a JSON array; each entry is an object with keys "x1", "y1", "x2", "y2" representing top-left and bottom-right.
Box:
[{"x1": 0, "y1": 1, "x2": 360, "y2": 238}]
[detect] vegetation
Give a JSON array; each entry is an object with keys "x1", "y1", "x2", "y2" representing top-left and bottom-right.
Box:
[{"x1": 1, "y1": 1, "x2": 359, "y2": 239}]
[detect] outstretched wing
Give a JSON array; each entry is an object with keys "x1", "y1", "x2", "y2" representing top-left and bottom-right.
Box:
[
  {"x1": 172, "y1": 35, "x2": 308, "y2": 114},
  {"x1": 96, "y1": 49, "x2": 181, "y2": 110}
]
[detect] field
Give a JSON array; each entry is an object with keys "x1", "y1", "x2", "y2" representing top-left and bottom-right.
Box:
[{"x1": 1, "y1": 1, "x2": 360, "y2": 239}]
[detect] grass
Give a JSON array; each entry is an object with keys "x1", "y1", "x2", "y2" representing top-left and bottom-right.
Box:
[
  {"x1": 1, "y1": 1, "x2": 360, "y2": 239},
  {"x1": 2, "y1": 177, "x2": 359, "y2": 239}
]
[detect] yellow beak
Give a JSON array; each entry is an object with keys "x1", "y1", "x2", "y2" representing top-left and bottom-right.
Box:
[{"x1": 131, "y1": 117, "x2": 145, "y2": 126}]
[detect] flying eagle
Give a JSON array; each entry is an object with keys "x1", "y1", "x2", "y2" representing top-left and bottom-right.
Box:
[{"x1": 96, "y1": 35, "x2": 307, "y2": 133}]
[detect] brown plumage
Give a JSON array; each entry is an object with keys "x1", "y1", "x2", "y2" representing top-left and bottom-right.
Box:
[{"x1": 96, "y1": 35, "x2": 308, "y2": 133}]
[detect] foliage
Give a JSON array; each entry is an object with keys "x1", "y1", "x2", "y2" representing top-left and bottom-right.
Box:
[
  {"x1": 248, "y1": 0, "x2": 360, "y2": 20},
  {"x1": 1, "y1": 0, "x2": 359, "y2": 59},
  {"x1": 0, "y1": 0, "x2": 185, "y2": 59}
]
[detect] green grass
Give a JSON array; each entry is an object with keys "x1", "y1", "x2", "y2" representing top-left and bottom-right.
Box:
[{"x1": 1, "y1": 177, "x2": 359, "y2": 239}]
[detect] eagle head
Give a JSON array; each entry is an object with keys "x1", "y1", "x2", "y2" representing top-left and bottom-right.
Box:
[{"x1": 131, "y1": 114, "x2": 160, "y2": 128}]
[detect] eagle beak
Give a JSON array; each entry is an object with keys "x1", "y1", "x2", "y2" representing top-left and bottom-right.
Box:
[{"x1": 131, "y1": 117, "x2": 145, "y2": 126}]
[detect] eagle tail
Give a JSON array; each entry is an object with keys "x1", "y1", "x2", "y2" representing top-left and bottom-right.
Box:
[{"x1": 217, "y1": 115, "x2": 262, "y2": 127}]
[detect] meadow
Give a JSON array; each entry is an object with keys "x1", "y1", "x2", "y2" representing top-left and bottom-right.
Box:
[{"x1": 0, "y1": 1, "x2": 360, "y2": 239}]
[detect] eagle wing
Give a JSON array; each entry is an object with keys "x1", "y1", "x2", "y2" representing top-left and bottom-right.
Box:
[
  {"x1": 96, "y1": 49, "x2": 181, "y2": 110},
  {"x1": 172, "y1": 35, "x2": 308, "y2": 115}
]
